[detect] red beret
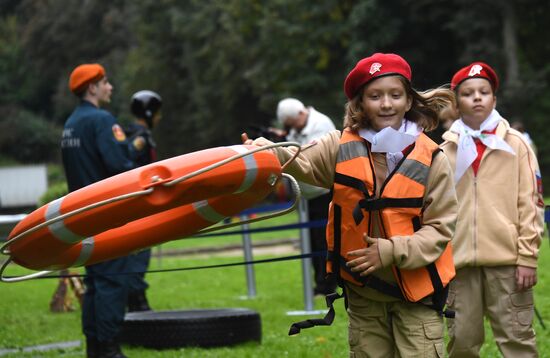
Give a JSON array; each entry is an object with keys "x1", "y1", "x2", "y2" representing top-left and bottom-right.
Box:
[
  {"x1": 451, "y1": 62, "x2": 499, "y2": 91},
  {"x1": 69, "y1": 63, "x2": 106, "y2": 94},
  {"x1": 344, "y1": 53, "x2": 412, "y2": 100}
]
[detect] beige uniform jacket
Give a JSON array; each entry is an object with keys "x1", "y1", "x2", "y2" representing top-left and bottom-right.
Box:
[
  {"x1": 262, "y1": 130, "x2": 458, "y2": 275},
  {"x1": 440, "y1": 120, "x2": 543, "y2": 269}
]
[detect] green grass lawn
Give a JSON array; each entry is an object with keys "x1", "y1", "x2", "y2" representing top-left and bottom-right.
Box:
[
  {"x1": 160, "y1": 208, "x2": 301, "y2": 251},
  {"x1": 1, "y1": 215, "x2": 549, "y2": 357}
]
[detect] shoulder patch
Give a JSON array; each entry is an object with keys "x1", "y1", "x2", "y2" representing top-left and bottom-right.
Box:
[
  {"x1": 112, "y1": 124, "x2": 126, "y2": 141},
  {"x1": 536, "y1": 170, "x2": 543, "y2": 193},
  {"x1": 536, "y1": 170, "x2": 545, "y2": 208},
  {"x1": 132, "y1": 136, "x2": 146, "y2": 151}
]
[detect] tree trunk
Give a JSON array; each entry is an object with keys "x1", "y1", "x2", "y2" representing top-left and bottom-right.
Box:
[{"x1": 501, "y1": 1, "x2": 520, "y2": 89}]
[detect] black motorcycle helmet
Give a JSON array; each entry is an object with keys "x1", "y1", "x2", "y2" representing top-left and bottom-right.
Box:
[{"x1": 130, "y1": 90, "x2": 162, "y2": 128}]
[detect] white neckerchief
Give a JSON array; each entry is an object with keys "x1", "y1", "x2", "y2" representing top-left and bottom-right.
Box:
[
  {"x1": 449, "y1": 109, "x2": 515, "y2": 183},
  {"x1": 359, "y1": 120, "x2": 422, "y2": 173}
]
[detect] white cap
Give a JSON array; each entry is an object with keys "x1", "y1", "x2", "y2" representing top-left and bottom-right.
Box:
[{"x1": 276, "y1": 98, "x2": 305, "y2": 124}]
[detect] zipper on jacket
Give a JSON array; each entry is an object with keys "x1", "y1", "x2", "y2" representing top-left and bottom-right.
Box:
[{"x1": 473, "y1": 176, "x2": 478, "y2": 266}]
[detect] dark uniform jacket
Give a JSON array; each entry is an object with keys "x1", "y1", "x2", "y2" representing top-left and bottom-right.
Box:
[
  {"x1": 61, "y1": 100, "x2": 134, "y2": 192},
  {"x1": 125, "y1": 122, "x2": 157, "y2": 167}
]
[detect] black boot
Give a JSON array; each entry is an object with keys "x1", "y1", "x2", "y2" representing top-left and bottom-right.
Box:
[
  {"x1": 86, "y1": 336, "x2": 99, "y2": 358},
  {"x1": 127, "y1": 290, "x2": 151, "y2": 312},
  {"x1": 98, "y1": 339, "x2": 127, "y2": 358}
]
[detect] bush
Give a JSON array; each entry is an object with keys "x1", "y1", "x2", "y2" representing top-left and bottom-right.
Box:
[
  {"x1": 38, "y1": 182, "x2": 68, "y2": 206},
  {"x1": 0, "y1": 106, "x2": 61, "y2": 163},
  {"x1": 47, "y1": 163, "x2": 66, "y2": 186}
]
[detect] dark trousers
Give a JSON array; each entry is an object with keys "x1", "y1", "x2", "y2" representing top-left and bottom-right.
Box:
[
  {"x1": 82, "y1": 256, "x2": 130, "y2": 342},
  {"x1": 127, "y1": 248, "x2": 151, "y2": 293},
  {"x1": 308, "y1": 193, "x2": 337, "y2": 293}
]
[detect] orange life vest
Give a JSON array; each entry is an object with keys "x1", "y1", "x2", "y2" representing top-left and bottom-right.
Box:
[{"x1": 326, "y1": 128, "x2": 455, "y2": 304}]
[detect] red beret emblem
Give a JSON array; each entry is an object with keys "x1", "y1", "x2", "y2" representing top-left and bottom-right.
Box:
[
  {"x1": 343, "y1": 53, "x2": 412, "y2": 99},
  {"x1": 369, "y1": 62, "x2": 382, "y2": 75},
  {"x1": 468, "y1": 64, "x2": 483, "y2": 77},
  {"x1": 451, "y1": 61, "x2": 499, "y2": 91}
]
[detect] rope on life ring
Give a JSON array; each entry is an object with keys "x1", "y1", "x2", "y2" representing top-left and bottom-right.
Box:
[{"x1": 0, "y1": 142, "x2": 302, "y2": 283}]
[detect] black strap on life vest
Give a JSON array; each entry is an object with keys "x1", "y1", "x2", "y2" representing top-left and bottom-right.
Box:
[
  {"x1": 334, "y1": 171, "x2": 424, "y2": 225},
  {"x1": 334, "y1": 172, "x2": 371, "y2": 197},
  {"x1": 337, "y1": 256, "x2": 405, "y2": 299},
  {"x1": 425, "y1": 263, "x2": 455, "y2": 318},
  {"x1": 352, "y1": 197, "x2": 424, "y2": 225},
  {"x1": 288, "y1": 291, "x2": 344, "y2": 335},
  {"x1": 413, "y1": 214, "x2": 454, "y2": 318},
  {"x1": 288, "y1": 204, "x2": 346, "y2": 335}
]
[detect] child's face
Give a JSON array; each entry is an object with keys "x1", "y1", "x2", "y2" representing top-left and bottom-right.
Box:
[
  {"x1": 456, "y1": 78, "x2": 496, "y2": 129},
  {"x1": 361, "y1": 76, "x2": 412, "y2": 131}
]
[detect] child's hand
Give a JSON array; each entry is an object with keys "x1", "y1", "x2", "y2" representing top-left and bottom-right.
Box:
[
  {"x1": 346, "y1": 235, "x2": 382, "y2": 276},
  {"x1": 241, "y1": 132, "x2": 274, "y2": 147},
  {"x1": 516, "y1": 265, "x2": 537, "y2": 291},
  {"x1": 241, "y1": 132, "x2": 253, "y2": 145}
]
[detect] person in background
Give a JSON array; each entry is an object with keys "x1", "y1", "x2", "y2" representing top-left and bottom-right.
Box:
[
  {"x1": 62, "y1": 63, "x2": 134, "y2": 358},
  {"x1": 511, "y1": 120, "x2": 537, "y2": 156},
  {"x1": 243, "y1": 53, "x2": 458, "y2": 357},
  {"x1": 441, "y1": 62, "x2": 543, "y2": 357},
  {"x1": 439, "y1": 104, "x2": 459, "y2": 131},
  {"x1": 124, "y1": 90, "x2": 163, "y2": 312},
  {"x1": 276, "y1": 98, "x2": 338, "y2": 296}
]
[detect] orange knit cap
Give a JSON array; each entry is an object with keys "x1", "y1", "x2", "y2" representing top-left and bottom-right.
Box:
[{"x1": 69, "y1": 63, "x2": 106, "y2": 94}]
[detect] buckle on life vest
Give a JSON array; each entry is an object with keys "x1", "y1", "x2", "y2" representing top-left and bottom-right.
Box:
[
  {"x1": 352, "y1": 197, "x2": 380, "y2": 225},
  {"x1": 442, "y1": 308, "x2": 455, "y2": 318}
]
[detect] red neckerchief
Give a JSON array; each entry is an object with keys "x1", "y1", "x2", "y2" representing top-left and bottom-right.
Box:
[{"x1": 471, "y1": 127, "x2": 497, "y2": 175}]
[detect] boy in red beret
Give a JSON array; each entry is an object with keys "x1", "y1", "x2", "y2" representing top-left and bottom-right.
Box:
[
  {"x1": 441, "y1": 62, "x2": 543, "y2": 357},
  {"x1": 243, "y1": 53, "x2": 458, "y2": 357},
  {"x1": 63, "y1": 63, "x2": 135, "y2": 358}
]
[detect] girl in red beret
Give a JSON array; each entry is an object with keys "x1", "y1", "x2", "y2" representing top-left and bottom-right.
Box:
[
  {"x1": 441, "y1": 62, "x2": 543, "y2": 357},
  {"x1": 243, "y1": 53, "x2": 458, "y2": 357}
]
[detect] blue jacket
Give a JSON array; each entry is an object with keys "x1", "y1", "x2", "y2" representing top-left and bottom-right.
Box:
[
  {"x1": 61, "y1": 100, "x2": 135, "y2": 192},
  {"x1": 125, "y1": 122, "x2": 157, "y2": 167}
]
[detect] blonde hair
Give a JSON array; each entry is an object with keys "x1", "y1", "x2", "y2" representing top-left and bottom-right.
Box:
[{"x1": 343, "y1": 77, "x2": 456, "y2": 132}]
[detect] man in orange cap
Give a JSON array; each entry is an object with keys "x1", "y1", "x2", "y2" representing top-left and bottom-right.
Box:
[{"x1": 62, "y1": 63, "x2": 134, "y2": 358}]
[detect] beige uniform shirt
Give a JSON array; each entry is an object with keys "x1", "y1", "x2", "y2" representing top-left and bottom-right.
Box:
[{"x1": 441, "y1": 120, "x2": 543, "y2": 269}]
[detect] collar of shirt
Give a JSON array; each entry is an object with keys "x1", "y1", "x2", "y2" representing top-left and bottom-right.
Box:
[
  {"x1": 292, "y1": 106, "x2": 315, "y2": 137},
  {"x1": 449, "y1": 109, "x2": 515, "y2": 183},
  {"x1": 359, "y1": 120, "x2": 422, "y2": 173}
]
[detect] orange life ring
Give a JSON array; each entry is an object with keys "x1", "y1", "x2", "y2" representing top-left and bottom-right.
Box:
[{"x1": 7, "y1": 145, "x2": 282, "y2": 270}]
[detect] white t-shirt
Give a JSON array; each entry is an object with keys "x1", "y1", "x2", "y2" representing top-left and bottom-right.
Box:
[{"x1": 286, "y1": 107, "x2": 336, "y2": 199}]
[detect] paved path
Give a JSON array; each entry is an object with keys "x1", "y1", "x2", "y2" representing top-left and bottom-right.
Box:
[{"x1": 0, "y1": 340, "x2": 81, "y2": 356}]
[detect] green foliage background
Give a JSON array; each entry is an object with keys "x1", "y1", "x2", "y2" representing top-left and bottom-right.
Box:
[{"x1": 1, "y1": 0, "x2": 550, "y2": 182}]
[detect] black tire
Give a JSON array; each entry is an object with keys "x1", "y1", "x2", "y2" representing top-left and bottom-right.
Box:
[{"x1": 119, "y1": 308, "x2": 262, "y2": 349}]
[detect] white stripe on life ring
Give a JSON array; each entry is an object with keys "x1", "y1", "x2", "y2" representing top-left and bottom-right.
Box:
[
  {"x1": 229, "y1": 145, "x2": 258, "y2": 194},
  {"x1": 73, "y1": 237, "x2": 95, "y2": 267},
  {"x1": 45, "y1": 197, "x2": 85, "y2": 244},
  {"x1": 193, "y1": 200, "x2": 226, "y2": 223}
]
